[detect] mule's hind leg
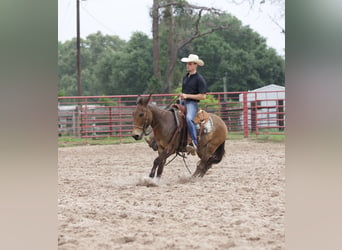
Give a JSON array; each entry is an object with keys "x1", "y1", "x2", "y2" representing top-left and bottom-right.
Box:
[
  {"x1": 192, "y1": 159, "x2": 207, "y2": 177},
  {"x1": 192, "y1": 143, "x2": 216, "y2": 177},
  {"x1": 201, "y1": 162, "x2": 213, "y2": 177},
  {"x1": 194, "y1": 140, "x2": 225, "y2": 177},
  {"x1": 193, "y1": 160, "x2": 213, "y2": 177}
]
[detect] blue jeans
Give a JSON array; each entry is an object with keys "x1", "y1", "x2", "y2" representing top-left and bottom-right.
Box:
[{"x1": 182, "y1": 100, "x2": 198, "y2": 146}]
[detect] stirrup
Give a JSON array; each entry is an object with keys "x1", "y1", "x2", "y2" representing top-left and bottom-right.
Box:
[
  {"x1": 185, "y1": 141, "x2": 197, "y2": 155},
  {"x1": 186, "y1": 145, "x2": 196, "y2": 155}
]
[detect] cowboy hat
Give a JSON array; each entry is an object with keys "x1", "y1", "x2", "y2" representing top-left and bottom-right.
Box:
[{"x1": 180, "y1": 54, "x2": 204, "y2": 66}]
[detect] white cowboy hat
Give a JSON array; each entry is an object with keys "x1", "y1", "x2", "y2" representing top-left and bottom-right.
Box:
[{"x1": 180, "y1": 54, "x2": 204, "y2": 66}]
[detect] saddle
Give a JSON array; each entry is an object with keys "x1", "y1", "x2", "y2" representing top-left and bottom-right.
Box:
[
  {"x1": 194, "y1": 109, "x2": 213, "y2": 139},
  {"x1": 145, "y1": 105, "x2": 212, "y2": 153},
  {"x1": 171, "y1": 103, "x2": 186, "y2": 116},
  {"x1": 145, "y1": 104, "x2": 187, "y2": 153},
  {"x1": 169, "y1": 104, "x2": 188, "y2": 152}
]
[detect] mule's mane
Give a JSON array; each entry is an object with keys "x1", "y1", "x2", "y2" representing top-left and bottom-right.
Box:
[
  {"x1": 147, "y1": 103, "x2": 171, "y2": 113},
  {"x1": 146, "y1": 103, "x2": 175, "y2": 128}
]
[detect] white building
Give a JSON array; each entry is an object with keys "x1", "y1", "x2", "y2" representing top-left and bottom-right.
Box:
[
  {"x1": 239, "y1": 84, "x2": 285, "y2": 131},
  {"x1": 58, "y1": 104, "x2": 100, "y2": 136}
]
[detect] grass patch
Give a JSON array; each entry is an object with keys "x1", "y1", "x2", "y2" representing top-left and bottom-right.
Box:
[
  {"x1": 226, "y1": 130, "x2": 285, "y2": 142},
  {"x1": 59, "y1": 130, "x2": 285, "y2": 147},
  {"x1": 227, "y1": 131, "x2": 245, "y2": 140},
  {"x1": 58, "y1": 136, "x2": 137, "y2": 147},
  {"x1": 254, "y1": 128, "x2": 285, "y2": 142},
  {"x1": 255, "y1": 133, "x2": 285, "y2": 142}
]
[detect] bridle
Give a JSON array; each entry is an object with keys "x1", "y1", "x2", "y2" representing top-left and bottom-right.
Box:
[
  {"x1": 133, "y1": 110, "x2": 151, "y2": 136},
  {"x1": 133, "y1": 96, "x2": 178, "y2": 136}
]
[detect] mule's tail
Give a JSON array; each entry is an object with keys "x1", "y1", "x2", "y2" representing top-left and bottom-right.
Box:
[{"x1": 207, "y1": 141, "x2": 226, "y2": 165}]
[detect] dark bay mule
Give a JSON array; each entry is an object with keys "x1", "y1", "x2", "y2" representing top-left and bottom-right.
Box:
[{"x1": 131, "y1": 95, "x2": 228, "y2": 178}]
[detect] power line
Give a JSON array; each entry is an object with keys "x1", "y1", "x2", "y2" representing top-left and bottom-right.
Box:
[
  {"x1": 81, "y1": 5, "x2": 115, "y2": 35},
  {"x1": 60, "y1": 0, "x2": 73, "y2": 21},
  {"x1": 59, "y1": 0, "x2": 75, "y2": 40}
]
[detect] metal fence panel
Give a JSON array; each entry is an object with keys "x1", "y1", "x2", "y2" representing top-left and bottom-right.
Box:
[{"x1": 58, "y1": 91, "x2": 285, "y2": 145}]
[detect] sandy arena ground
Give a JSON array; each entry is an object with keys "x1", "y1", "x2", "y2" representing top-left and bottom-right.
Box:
[{"x1": 58, "y1": 139, "x2": 285, "y2": 249}]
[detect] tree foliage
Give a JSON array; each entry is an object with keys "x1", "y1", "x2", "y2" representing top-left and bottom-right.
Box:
[
  {"x1": 152, "y1": 0, "x2": 235, "y2": 93},
  {"x1": 186, "y1": 14, "x2": 285, "y2": 92},
  {"x1": 58, "y1": 9, "x2": 284, "y2": 97}
]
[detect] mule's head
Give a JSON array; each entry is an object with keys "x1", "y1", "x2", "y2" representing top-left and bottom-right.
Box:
[{"x1": 131, "y1": 95, "x2": 152, "y2": 140}]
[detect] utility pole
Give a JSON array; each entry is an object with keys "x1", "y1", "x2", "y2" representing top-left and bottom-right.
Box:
[
  {"x1": 76, "y1": 0, "x2": 82, "y2": 96},
  {"x1": 76, "y1": 0, "x2": 82, "y2": 137},
  {"x1": 223, "y1": 71, "x2": 228, "y2": 102}
]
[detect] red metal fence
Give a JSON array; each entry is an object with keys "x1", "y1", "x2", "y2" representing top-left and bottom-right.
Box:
[{"x1": 58, "y1": 91, "x2": 285, "y2": 145}]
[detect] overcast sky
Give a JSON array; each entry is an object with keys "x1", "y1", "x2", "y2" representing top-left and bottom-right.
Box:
[{"x1": 58, "y1": 0, "x2": 284, "y2": 56}]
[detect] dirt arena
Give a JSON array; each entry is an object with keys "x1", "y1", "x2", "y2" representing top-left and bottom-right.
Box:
[{"x1": 58, "y1": 139, "x2": 285, "y2": 249}]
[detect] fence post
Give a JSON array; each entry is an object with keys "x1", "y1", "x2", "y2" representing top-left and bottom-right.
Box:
[
  {"x1": 217, "y1": 93, "x2": 221, "y2": 117},
  {"x1": 277, "y1": 99, "x2": 284, "y2": 131},
  {"x1": 243, "y1": 92, "x2": 248, "y2": 138},
  {"x1": 84, "y1": 97, "x2": 88, "y2": 144},
  {"x1": 119, "y1": 96, "x2": 122, "y2": 144},
  {"x1": 76, "y1": 103, "x2": 82, "y2": 138},
  {"x1": 109, "y1": 106, "x2": 113, "y2": 137},
  {"x1": 255, "y1": 98, "x2": 259, "y2": 136},
  {"x1": 251, "y1": 101, "x2": 256, "y2": 132}
]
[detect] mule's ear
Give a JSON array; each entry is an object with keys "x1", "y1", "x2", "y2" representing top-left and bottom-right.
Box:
[
  {"x1": 136, "y1": 95, "x2": 143, "y2": 105},
  {"x1": 141, "y1": 94, "x2": 152, "y2": 106},
  {"x1": 147, "y1": 94, "x2": 152, "y2": 103}
]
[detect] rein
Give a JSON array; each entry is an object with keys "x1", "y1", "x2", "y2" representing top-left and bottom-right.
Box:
[
  {"x1": 136, "y1": 96, "x2": 192, "y2": 175},
  {"x1": 164, "y1": 102, "x2": 191, "y2": 175},
  {"x1": 164, "y1": 152, "x2": 192, "y2": 175},
  {"x1": 164, "y1": 95, "x2": 181, "y2": 110},
  {"x1": 137, "y1": 95, "x2": 180, "y2": 136}
]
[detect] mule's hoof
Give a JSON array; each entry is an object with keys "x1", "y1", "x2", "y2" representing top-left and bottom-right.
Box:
[
  {"x1": 136, "y1": 176, "x2": 159, "y2": 187},
  {"x1": 155, "y1": 177, "x2": 161, "y2": 184}
]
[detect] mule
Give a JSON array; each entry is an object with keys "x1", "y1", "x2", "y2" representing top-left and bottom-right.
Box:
[{"x1": 131, "y1": 95, "x2": 228, "y2": 178}]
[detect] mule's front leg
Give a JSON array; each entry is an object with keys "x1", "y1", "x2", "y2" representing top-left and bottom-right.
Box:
[
  {"x1": 156, "y1": 158, "x2": 167, "y2": 178},
  {"x1": 149, "y1": 157, "x2": 160, "y2": 178}
]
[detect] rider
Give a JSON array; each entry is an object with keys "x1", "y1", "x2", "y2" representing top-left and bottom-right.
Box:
[{"x1": 179, "y1": 54, "x2": 208, "y2": 155}]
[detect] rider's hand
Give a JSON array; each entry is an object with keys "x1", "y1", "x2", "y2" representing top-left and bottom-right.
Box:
[{"x1": 180, "y1": 93, "x2": 187, "y2": 99}]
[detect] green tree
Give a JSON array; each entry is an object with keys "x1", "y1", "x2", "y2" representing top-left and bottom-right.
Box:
[
  {"x1": 102, "y1": 32, "x2": 154, "y2": 95},
  {"x1": 186, "y1": 13, "x2": 284, "y2": 92},
  {"x1": 58, "y1": 40, "x2": 77, "y2": 95},
  {"x1": 152, "y1": 0, "x2": 236, "y2": 93},
  {"x1": 58, "y1": 9, "x2": 284, "y2": 96},
  {"x1": 58, "y1": 32, "x2": 126, "y2": 96}
]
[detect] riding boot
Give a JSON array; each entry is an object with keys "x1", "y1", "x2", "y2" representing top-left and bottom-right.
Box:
[{"x1": 186, "y1": 133, "x2": 197, "y2": 156}]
